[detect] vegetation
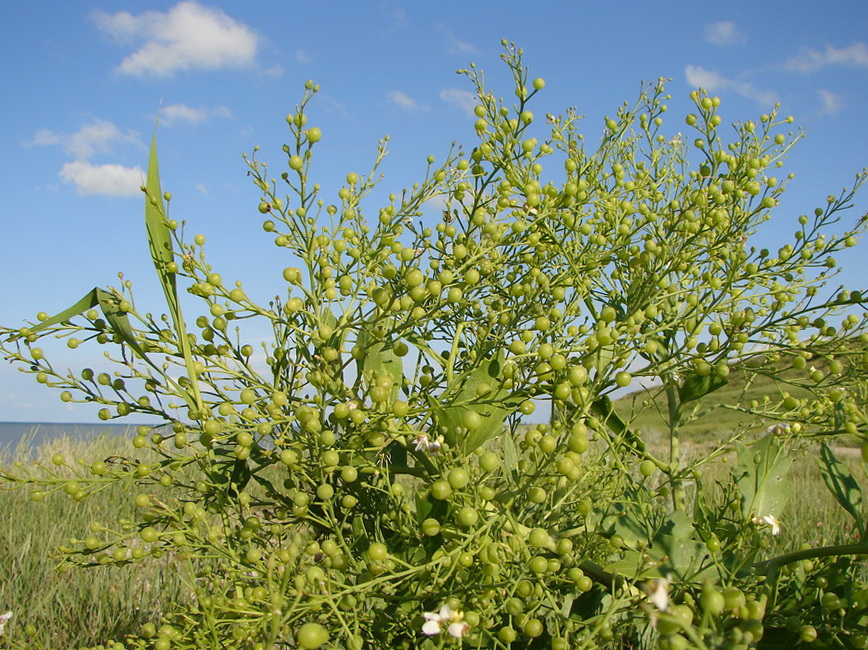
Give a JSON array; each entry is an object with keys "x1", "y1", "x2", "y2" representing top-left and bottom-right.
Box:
[
  {"x1": 612, "y1": 346, "x2": 864, "y2": 445},
  {"x1": 1, "y1": 43, "x2": 867, "y2": 649},
  {"x1": 0, "y1": 434, "x2": 188, "y2": 648}
]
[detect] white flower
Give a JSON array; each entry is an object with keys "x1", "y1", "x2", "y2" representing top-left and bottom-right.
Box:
[
  {"x1": 0, "y1": 611, "x2": 12, "y2": 637},
  {"x1": 646, "y1": 577, "x2": 670, "y2": 611},
  {"x1": 766, "y1": 423, "x2": 789, "y2": 436},
  {"x1": 752, "y1": 514, "x2": 782, "y2": 536},
  {"x1": 413, "y1": 433, "x2": 443, "y2": 454},
  {"x1": 422, "y1": 604, "x2": 470, "y2": 638}
]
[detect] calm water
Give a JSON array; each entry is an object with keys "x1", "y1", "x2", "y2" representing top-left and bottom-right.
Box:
[{"x1": 0, "y1": 422, "x2": 143, "y2": 453}]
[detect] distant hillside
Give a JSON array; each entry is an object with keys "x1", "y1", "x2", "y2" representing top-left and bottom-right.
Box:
[{"x1": 611, "y1": 350, "x2": 857, "y2": 445}]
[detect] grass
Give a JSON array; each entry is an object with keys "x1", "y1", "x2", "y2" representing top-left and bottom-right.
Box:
[
  {"x1": 678, "y1": 441, "x2": 866, "y2": 552},
  {"x1": 0, "y1": 433, "x2": 189, "y2": 649}
]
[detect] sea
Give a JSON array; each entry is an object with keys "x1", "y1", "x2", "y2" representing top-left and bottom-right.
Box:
[{"x1": 0, "y1": 421, "x2": 144, "y2": 453}]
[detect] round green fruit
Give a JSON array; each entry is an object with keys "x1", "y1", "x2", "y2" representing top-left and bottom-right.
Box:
[{"x1": 297, "y1": 622, "x2": 329, "y2": 649}]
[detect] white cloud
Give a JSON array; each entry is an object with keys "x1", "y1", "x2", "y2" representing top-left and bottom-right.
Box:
[
  {"x1": 29, "y1": 119, "x2": 144, "y2": 197},
  {"x1": 93, "y1": 1, "x2": 260, "y2": 77},
  {"x1": 685, "y1": 65, "x2": 777, "y2": 107},
  {"x1": 704, "y1": 21, "x2": 746, "y2": 46},
  {"x1": 29, "y1": 120, "x2": 138, "y2": 160},
  {"x1": 387, "y1": 90, "x2": 420, "y2": 111},
  {"x1": 160, "y1": 103, "x2": 232, "y2": 126},
  {"x1": 782, "y1": 42, "x2": 868, "y2": 73},
  {"x1": 439, "y1": 88, "x2": 478, "y2": 117},
  {"x1": 817, "y1": 89, "x2": 844, "y2": 116},
  {"x1": 295, "y1": 49, "x2": 311, "y2": 64},
  {"x1": 59, "y1": 161, "x2": 144, "y2": 197}
]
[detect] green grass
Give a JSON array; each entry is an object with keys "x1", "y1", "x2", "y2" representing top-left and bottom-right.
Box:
[
  {"x1": 679, "y1": 441, "x2": 865, "y2": 552},
  {"x1": 0, "y1": 433, "x2": 189, "y2": 649}
]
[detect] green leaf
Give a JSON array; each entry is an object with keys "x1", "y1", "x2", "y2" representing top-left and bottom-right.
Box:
[
  {"x1": 143, "y1": 134, "x2": 201, "y2": 414},
  {"x1": 606, "y1": 534, "x2": 714, "y2": 582},
  {"x1": 144, "y1": 134, "x2": 176, "y2": 285},
  {"x1": 818, "y1": 443, "x2": 865, "y2": 536},
  {"x1": 355, "y1": 324, "x2": 404, "y2": 396},
  {"x1": 735, "y1": 435, "x2": 793, "y2": 522},
  {"x1": 29, "y1": 288, "x2": 149, "y2": 360},
  {"x1": 435, "y1": 349, "x2": 520, "y2": 454},
  {"x1": 28, "y1": 289, "x2": 100, "y2": 333},
  {"x1": 590, "y1": 396, "x2": 645, "y2": 452},
  {"x1": 679, "y1": 372, "x2": 729, "y2": 404},
  {"x1": 94, "y1": 289, "x2": 150, "y2": 359}
]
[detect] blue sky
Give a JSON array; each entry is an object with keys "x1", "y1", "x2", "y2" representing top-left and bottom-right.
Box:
[{"x1": 1, "y1": 1, "x2": 867, "y2": 422}]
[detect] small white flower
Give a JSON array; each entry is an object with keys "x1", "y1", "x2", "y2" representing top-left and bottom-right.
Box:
[
  {"x1": 646, "y1": 577, "x2": 670, "y2": 611},
  {"x1": 422, "y1": 604, "x2": 470, "y2": 638},
  {"x1": 752, "y1": 514, "x2": 782, "y2": 536},
  {"x1": 0, "y1": 611, "x2": 12, "y2": 637},
  {"x1": 413, "y1": 433, "x2": 443, "y2": 454},
  {"x1": 766, "y1": 423, "x2": 789, "y2": 436}
]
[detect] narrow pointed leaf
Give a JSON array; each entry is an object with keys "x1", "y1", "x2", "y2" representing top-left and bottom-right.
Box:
[
  {"x1": 144, "y1": 135, "x2": 176, "y2": 285},
  {"x1": 29, "y1": 289, "x2": 99, "y2": 333},
  {"x1": 144, "y1": 134, "x2": 201, "y2": 414},
  {"x1": 679, "y1": 372, "x2": 729, "y2": 404},
  {"x1": 28, "y1": 288, "x2": 150, "y2": 361},
  {"x1": 95, "y1": 288, "x2": 149, "y2": 359}
]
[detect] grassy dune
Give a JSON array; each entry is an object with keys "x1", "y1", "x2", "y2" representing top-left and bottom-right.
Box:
[{"x1": 0, "y1": 434, "x2": 188, "y2": 649}]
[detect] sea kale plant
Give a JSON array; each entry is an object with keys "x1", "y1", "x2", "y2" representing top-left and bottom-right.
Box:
[{"x1": 2, "y1": 43, "x2": 867, "y2": 649}]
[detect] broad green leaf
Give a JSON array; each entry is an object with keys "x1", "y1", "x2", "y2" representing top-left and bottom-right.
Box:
[
  {"x1": 679, "y1": 372, "x2": 729, "y2": 404},
  {"x1": 435, "y1": 350, "x2": 520, "y2": 454},
  {"x1": 735, "y1": 435, "x2": 793, "y2": 522},
  {"x1": 819, "y1": 443, "x2": 865, "y2": 536},
  {"x1": 658, "y1": 510, "x2": 695, "y2": 540},
  {"x1": 606, "y1": 534, "x2": 714, "y2": 582},
  {"x1": 355, "y1": 324, "x2": 404, "y2": 399},
  {"x1": 415, "y1": 492, "x2": 433, "y2": 524}
]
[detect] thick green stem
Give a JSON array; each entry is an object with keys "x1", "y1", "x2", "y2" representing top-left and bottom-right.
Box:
[
  {"x1": 755, "y1": 541, "x2": 868, "y2": 581},
  {"x1": 666, "y1": 381, "x2": 685, "y2": 511}
]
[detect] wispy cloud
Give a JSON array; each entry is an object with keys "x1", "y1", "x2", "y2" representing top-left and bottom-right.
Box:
[
  {"x1": 92, "y1": 1, "x2": 260, "y2": 77},
  {"x1": 160, "y1": 103, "x2": 232, "y2": 126},
  {"x1": 377, "y1": 3, "x2": 407, "y2": 35},
  {"x1": 295, "y1": 49, "x2": 311, "y2": 64},
  {"x1": 685, "y1": 65, "x2": 777, "y2": 107},
  {"x1": 817, "y1": 89, "x2": 844, "y2": 116},
  {"x1": 28, "y1": 120, "x2": 143, "y2": 196},
  {"x1": 782, "y1": 42, "x2": 868, "y2": 73},
  {"x1": 29, "y1": 120, "x2": 138, "y2": 160},
  {"x1": 436, "y1": 25, "x2": 477, "y2": 54},
  {"x1": 704, "y1": 21, "x2": 746, "y2": 46},
  {"x1": 387, "y1": 90, "x2": 421, "y2": 111},
  {"x1": 439, "y1": 88, "x2": 477, "y2": 117}
]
